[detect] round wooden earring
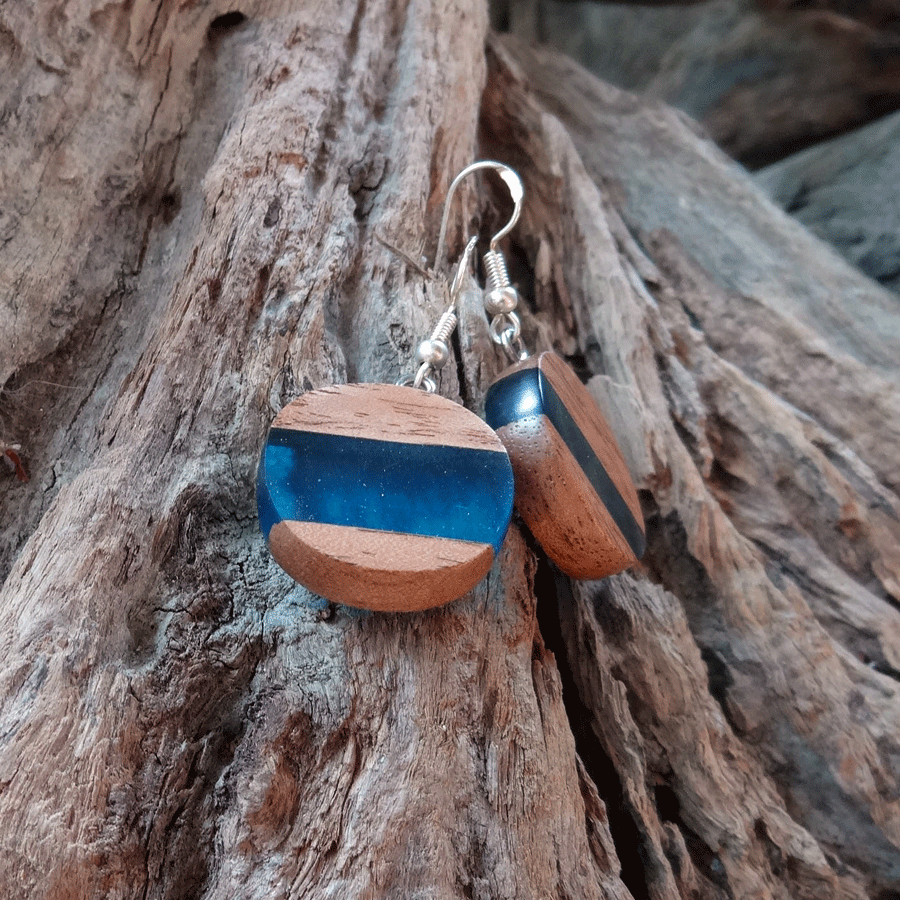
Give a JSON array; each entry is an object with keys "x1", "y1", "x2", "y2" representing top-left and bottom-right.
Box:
[
  {"x1": 257, "y1": 234, "x2": 514, "y2": 612},
  {"x1": 485, "y1": 351, "x2": 644, "y2": 580},
  {"x1": 449, "y1": 160, "x2": 644, "y2": 580},
  {"x1": 257, "y1": 383, "x2": 514, "y2": 612}
]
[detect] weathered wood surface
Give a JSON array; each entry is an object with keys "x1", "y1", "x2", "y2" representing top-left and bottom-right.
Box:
[
  {"x1": 487, "y1": 34, "x2": 900, "y2": 897},
  {"x1": 0, "y1": 3, "x2": 627, "y2": 898},
  {"x1": 503, "y1": 0, "x2": 900, "y2": 165},
  {"x1": 1, "y1": 3, "x2": 898, "y2": 900},
  {"x1": 757, "y1": 109, "x2": 900, "y2": 293}
]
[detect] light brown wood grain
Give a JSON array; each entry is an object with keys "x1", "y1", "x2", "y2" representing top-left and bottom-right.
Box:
[
  {"x1": 496, "y1": 415, "x2": 636, "y2": 579},
  {"x1": 536, "y1": 352, "x2": 644, "y2": 528},
  {"x1": 273, "y1": 383, "x2": 504, "y2": 451},
  {"x1": 2, "y1": 1, "x2": 899, "y2": 897},
  {"x1": 269, "y1": 521, "x2": 494, "y2": 612}
]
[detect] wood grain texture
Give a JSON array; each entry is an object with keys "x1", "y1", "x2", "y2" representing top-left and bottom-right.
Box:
[
  {"x1": 1, "y1": 1, "x2": 899, "y2": 898},
  {"x1": 0, "y1": 5, "x2": 633, "y2": 898},
  {"x1": 269, "y1": 521, "x2": 494, "y2": 612},
  {"x1": 485, "y1": 34, "x2": 900, "y2": 896},
  {"x1": 488, "y1": 352, "x2": 644, "y2": 579},
  {"x1": 495, "y1": 415, "x2": 636, "y2": 578},
  {"x1": 757, "y1": 108, "x2": 900, "y2": 293},
  {"x1": 272, "y1": 383, "x2": 504, "y2": 450},
  {"x1": 509, "y1": 0, "x2": 900, "y2": 166}
]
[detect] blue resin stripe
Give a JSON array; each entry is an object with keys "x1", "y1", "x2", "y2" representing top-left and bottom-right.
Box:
[
  {"x1": 257, "y1": 428, "x2": 513, "y2": 554},
  {"x1": 485, "y1": 368, "x2": 646, "y2": 560}
]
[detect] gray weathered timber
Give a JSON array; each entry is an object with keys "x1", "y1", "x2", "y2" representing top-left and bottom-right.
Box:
[
  {"x1": 0, "y1": 2, "x2": 628, "y2": 897},
  {"x1": 1, "y1": 2, "x2": 898, "y2": 899},
  {"x1": 758, "y1": 109, "x2": 900, "y2": 292},
  {"x1": 503, "y1": 0, "x2": 900, "y2": 165},
  {"x1": 494, "y1": 35, "x2": 900, "y2": 493},
  {"x1": 488, "y1": 34, "x2": 900, "y2": 897}
]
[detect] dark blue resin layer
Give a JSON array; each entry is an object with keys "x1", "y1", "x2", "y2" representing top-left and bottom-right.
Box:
[
  {"x1": 257, "y1": 428, "x2": 514, "y2": 554},
  {"x1": 485, "y1": 367, "x2": 645, "y2": 560}
]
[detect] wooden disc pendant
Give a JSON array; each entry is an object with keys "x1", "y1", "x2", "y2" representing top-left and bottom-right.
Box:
[
  {"x1": 484, "y1": 352, "x2": 645, "y2": 580},
  {"x1": 256, "y1": 383, "x2": 515, "y2": 612}
]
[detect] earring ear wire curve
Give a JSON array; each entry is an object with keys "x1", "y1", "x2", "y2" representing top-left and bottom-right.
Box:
[{"x1": 433, "y1": 161, "x2": 524, "y2": 275}]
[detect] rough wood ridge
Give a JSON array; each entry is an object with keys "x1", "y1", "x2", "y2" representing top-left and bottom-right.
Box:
[{"x1": 0, "y1": 2, "x2": 897, "y2": 898}]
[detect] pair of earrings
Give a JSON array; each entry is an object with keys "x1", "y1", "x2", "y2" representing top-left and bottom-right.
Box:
[{"x1": 256, "y1": 162, "x2": 644, "y2": 612}]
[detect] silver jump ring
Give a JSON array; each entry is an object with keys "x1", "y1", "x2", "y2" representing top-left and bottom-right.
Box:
[
  {"x1": 489, "y1": 312, "x2": 521, "y2": 345},
  {"x1": 398, "y1": 373, "x2": 438, "y2": 392},
  {"x1": 499, "y1": 330, "x2": 527, "y2": 363},
  {"x1": 398, "y1": 369, "x2": 438, "y2": 393}
]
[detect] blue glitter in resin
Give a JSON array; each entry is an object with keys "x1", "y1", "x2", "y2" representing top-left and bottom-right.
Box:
[{"x1": 257, "y1": 428, "x2": 513, "y2": 554}]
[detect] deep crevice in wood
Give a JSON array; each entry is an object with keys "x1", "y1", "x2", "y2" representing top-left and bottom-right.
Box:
[
  {"x1": 698, "y1": 645, "x2": 737, "y2": 722},
  {"x1": 207, "y1": 11, "x2": 248, "y2": 41},
  {"x1": 450, "y1": 326, "x2": 471, "y2": 411},
  {"x1": 536, "y1": 561, "x2": 652, "y2": 900}
]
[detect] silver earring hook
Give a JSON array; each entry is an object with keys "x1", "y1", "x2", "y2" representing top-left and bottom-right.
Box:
[
  {"x1": 449, "y1": 235, "x2": 479, "y2": 299},
  {"x1": 433, "y1": 161, "x2": 524, "y2": 273},
  {"x1": 398, "y1": 236, "x2": 479, "y2": 392}
]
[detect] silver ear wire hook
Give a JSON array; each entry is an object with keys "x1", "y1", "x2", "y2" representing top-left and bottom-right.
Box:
[
  {"x1": 430, "y1": 160, "x2": 528, "y2": 362},
  {"x1": 449, "y1": 234, "x2": 478, "y2": 300},
  {"x1": 399, "y1": 161, "x2": 524, "y2": 392},
  {"x1": 433, "y1": 160, "x2": 524, "y2": 275},
  {"x1": 399, "y1": 235, "x2": 479, "y2": 392}
]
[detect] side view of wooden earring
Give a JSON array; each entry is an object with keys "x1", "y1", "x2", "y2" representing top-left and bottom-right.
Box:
[
  {"x1": 440, "y1": 162, "x2": 645, "y2": 580},
  {"x1": 256, "y1": 236, "x2": 515, "y2": 612},
  {"x1": 486, "y1": 350, "x2": 645, "y2": 579}
]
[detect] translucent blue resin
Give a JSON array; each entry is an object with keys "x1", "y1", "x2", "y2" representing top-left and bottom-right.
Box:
[{"x1": 257, "y1": 428, "x2": 514, "y2": 554}]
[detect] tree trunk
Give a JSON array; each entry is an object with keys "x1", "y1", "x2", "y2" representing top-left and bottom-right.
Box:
[{"x1": 1, "y1": 3, "x2": 898, "y2": 899}]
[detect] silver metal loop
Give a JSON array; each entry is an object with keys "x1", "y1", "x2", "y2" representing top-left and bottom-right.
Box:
[
  {"x1": 413, "y1": 361, "x2": 433, "y2": 390},
  {"x1": 499, "y1": 330, "x2": 528, "y2": 363},
  {"x1": 398, "y1": 365, "x2": 438, "y2": 393},
  {"x1": 449, "y1": 236, "x2": 478, "y2": 301},
  {"x1": 489, "y1": 312, "x2": 528, "y2": 363},
  {"x1": 489, "y1": 311, "x2": 521, "y2": 345},
  {"x1": 434, "y1": 161, "x2": 524, "y2": 274}
]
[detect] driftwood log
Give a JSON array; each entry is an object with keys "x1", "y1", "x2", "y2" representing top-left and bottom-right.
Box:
[
  {"x1": 504, "y1": 0, "x2": 900, "y2": 166},
  {"x1": 1, "y1": 2, "x2": 898, "y2": 898},
  {"x1": 757, "y1": 109, "x2": 900, "y2": 293}
]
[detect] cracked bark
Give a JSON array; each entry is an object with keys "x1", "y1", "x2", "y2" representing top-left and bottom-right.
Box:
[{"x1": 1, "y1": 3, "x2": 898, "y2": 899}]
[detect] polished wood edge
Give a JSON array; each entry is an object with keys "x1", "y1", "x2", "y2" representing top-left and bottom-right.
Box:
[
  {"x1": 269, "y1": 520, "x2": 494, "y2": 612},
  {"x1": 495, "y1": 415, "x2": 639, "y2": 579},
  {"x1": 273, "y1": 383, "x2": 505, "y2": 452},
  {"x1": 492, "y1": 351, "x2": 643, "y2": 530}
]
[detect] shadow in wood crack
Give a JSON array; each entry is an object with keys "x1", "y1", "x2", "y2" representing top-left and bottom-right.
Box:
[{"x1": 533, "y1": 553, "x2": 651, "y2": 900}]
